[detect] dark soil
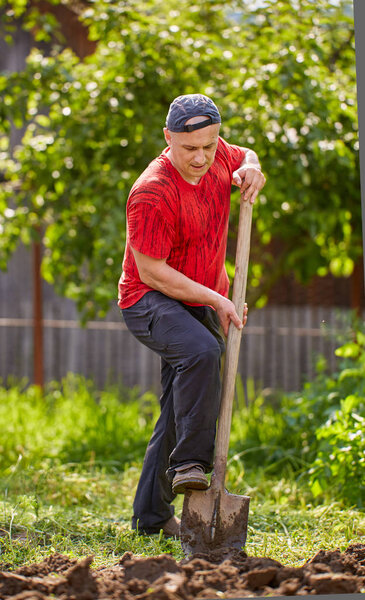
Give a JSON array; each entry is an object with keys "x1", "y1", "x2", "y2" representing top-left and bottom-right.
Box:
[{"x1": 1, "y1": 544, "x2": 364, "y2": 599}]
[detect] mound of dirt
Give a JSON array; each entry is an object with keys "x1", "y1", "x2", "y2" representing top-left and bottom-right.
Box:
[{"x1": 0, "y1": 544, "x2": 364, "y2": 599}]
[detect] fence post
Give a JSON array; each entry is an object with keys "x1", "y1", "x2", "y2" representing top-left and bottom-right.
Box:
[{"x1": 33, "y1": 234, "x2": 44, "y2": 390}]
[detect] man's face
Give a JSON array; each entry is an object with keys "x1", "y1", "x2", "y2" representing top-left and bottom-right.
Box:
[{"x1": 163, "y1": 116, "x2": 220, "y2": 184}]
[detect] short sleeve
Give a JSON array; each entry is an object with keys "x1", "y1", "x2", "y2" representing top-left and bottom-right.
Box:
[
  {"x1": 127, "y1": 200, "x2": 175, "y2": 259},
  {"x1": 217, "y1": 137, "x2": 246, "y2": 172}
]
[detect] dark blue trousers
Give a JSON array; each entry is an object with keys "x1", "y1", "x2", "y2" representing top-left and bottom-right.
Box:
[{"x1": 121, "y1": 291, "x2": 225, "y2": 533}]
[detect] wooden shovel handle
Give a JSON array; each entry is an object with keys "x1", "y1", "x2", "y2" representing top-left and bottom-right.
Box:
[{"x1": 211, "y1": 200, "x2": 253, "y2": 489}]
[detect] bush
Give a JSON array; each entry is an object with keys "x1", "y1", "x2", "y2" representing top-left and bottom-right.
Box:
[
  {"x1": 309, "y1": 393, "x2": 364, "y2": 507},
  {"x1": 230, "y1": 324, "x2": 365, "y2": 507},
  {"x1": 307, "y1": 330, "x2": 365, "y2": 507}
]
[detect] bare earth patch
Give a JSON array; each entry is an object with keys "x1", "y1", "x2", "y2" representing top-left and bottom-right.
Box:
[{"x1": 0, "y1": 544, "x2": 364, "y2": 598}]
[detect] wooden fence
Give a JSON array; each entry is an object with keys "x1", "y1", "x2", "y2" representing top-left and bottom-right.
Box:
[{"x1": 0, "y1": 244, "x2": 357, "y2": 394}]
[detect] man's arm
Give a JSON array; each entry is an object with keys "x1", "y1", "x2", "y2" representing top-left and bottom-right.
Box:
[
  {"x1": 232, "y1": 148, "x2": 266, "y2": 204},
  {"x1": 131, "y1": 247, "x2": 247, "y2": 337}
]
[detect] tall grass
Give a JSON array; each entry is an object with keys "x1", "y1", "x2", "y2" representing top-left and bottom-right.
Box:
[{"x1": 0, "y1": 374, "x2": 158, "y2": 473}]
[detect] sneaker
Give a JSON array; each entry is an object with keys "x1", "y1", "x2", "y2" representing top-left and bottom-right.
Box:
[
  {"x1": 172, "y1": 464, "x2": 209, "y2": 494},
  {"x1": 162, "y1": 516, "x2": 181, "y2": 538}
]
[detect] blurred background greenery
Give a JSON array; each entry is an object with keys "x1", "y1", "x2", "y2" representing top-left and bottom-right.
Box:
[{"x1": 0, "y1": 0, "x2": 360, "y2": 319}]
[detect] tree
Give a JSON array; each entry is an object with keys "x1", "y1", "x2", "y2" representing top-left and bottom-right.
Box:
[{"x1": 0, "y1": 0, "x2": 360, "y2": 320}]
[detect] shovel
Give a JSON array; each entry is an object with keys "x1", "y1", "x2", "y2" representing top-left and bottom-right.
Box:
[{"x1": 180, "y1": 199, "x2": 253, "y2": 556}]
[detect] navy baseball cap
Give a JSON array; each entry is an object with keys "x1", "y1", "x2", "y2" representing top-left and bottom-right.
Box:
[{"x1": 166, "y1": 94, "x2": 221, "y2": 133}]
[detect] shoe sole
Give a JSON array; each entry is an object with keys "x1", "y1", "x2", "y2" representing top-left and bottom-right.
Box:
[{"x1": 172, "y1": 478, "x2": 209, "y2": 495}]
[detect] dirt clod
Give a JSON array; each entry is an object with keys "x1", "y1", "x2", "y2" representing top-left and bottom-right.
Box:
[{"x1": 0, "y1": 544, "x2": 364, "y2": 598}]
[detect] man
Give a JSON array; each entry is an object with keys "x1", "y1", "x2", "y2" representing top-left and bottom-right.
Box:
[{"x1": 118, "y1": 94, "x2": 266, "y2": 538}]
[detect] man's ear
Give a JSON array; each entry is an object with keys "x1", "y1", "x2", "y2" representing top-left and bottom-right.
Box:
[{"x1": 163, "y1": 127, "x2": 171, "y2": 146}]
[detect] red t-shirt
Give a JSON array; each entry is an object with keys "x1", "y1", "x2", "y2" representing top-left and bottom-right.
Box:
[{"x1": 118, "y1": 136, "x2": 245, "y2": 309}]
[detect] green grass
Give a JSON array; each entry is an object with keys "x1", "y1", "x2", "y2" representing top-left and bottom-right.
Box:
[
  {"x1": 0, "y1": 374, "x2": 364, "y2": 570},
  {"x1": 1, "y1": 461, "x2": 364, "y2": 570},
  {"x1": 0, "y1": 462, "x2": 181, "y2": 568}
]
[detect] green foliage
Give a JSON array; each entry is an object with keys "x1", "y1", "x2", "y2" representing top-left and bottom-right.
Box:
[
  {"x1": 223, "y1": 0, "x2": 360, "y2": 300},
  {"x1": 309, "y1": 394, "x2": 364, "y2": 507},
  {"x1": 0, "y1": 0, "x2": 63, "y2": 44},
  {"x1": 0, "y1": 374, "x2": 158, "y2": 472},
  {"x1": 308, "y1": 329, "x2": 365, "y2": 506},
  {"x1": 0, "y1": 0, "x2": 360, "y2": 319},
  {"x1": 230, "y1": 323, "x2": 365, "y2": 508}
]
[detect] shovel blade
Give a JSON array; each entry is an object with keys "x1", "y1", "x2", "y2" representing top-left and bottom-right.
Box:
[{"x1": 180, "y1": 487, "x2": 250, "y2": 556}]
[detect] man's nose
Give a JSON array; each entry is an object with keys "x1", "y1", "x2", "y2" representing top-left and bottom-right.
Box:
[{"x1": 193, "y1": 148, "x2": 205, "y2": 164}]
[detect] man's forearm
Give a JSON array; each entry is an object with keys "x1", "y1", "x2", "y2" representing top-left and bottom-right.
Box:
[
  {"x1": 240, "y1": 148, "x2": 261, "y2": 169},
  {"x1": 136, "y1": 252, "x2": 222, "y2": 308}
]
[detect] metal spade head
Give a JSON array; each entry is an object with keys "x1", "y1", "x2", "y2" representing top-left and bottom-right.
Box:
[{"x1": 180, "y1": 486, "x2": 250, "y2": 556}]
